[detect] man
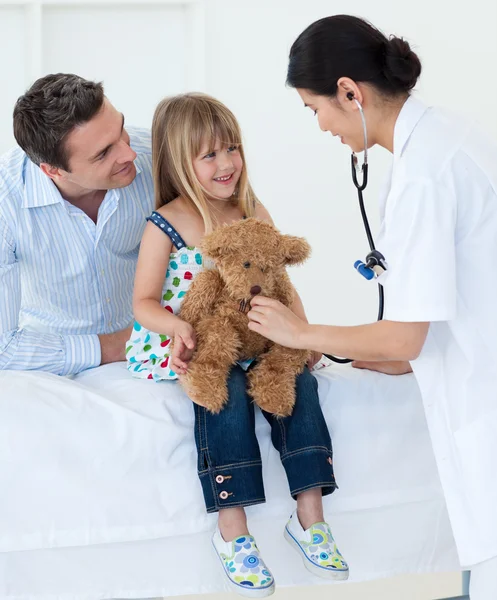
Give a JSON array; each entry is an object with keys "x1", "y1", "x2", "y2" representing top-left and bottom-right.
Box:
[{"x1": 0, "y1": 73, "x2": 154, "y2": 374}]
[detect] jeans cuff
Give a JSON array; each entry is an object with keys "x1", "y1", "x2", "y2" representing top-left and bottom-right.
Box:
[
  {"x1": 199, "y1": 461, "x2": 266, "y2": 513},
  {"x1": 281, "y1": 447, "x2": 338, "y2": 499}
]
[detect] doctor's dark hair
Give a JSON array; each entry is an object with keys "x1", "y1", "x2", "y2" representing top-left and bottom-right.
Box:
[
  {"x1": 13, "y1": 73, "x2": 104, "y2": 170},
  {"x1": 287, "y1": 15, "x2": 422, "y2": 97}
]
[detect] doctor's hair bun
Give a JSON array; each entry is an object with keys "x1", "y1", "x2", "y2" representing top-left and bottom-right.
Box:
[
  {"x1": 383, "y1": 36, "x2": 422, "y2": 92},
  {"x1": 287, "y1": 15, "x2": 423, "y2": 99}
]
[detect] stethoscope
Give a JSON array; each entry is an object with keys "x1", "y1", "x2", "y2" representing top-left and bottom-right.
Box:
[{"x1": 324, "y1": 92, "x2": 388, "y2": 364}]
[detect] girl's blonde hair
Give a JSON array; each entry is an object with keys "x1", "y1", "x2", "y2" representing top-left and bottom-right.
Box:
[{"x1": 151, "y1": 92, "x2": 258, "y2": 232}]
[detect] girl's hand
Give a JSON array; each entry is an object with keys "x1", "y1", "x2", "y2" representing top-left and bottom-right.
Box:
[
  {"x1": 247, "y1": 296, "x2": 308, "y2": 349},
  {"x1": 307, "y1": 350, "x2": 323, "y2": 370},
  {"x1": 171, "y1": 321, "x2": 196, "y2": 375}
]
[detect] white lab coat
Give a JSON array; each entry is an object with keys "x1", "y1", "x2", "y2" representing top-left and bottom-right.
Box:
[{"x1": 376, "y1": 96, "x2": 497, "y2": 568}]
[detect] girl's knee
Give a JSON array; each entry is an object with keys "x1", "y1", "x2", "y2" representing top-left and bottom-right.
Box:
[{"x1": 295, "y1": 368, "x2": 320, "y2": 407}]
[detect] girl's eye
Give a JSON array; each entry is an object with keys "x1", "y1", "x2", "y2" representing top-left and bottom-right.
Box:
[
  {"x1": 203, "y1": 151, "x2": 215, "y2": 159},
  {"x1": 243, "y1": 262, "x2": 251, "y2": 269},
  {"x1": 228, "y1": 145, "x2": 239, "y2": 153}
]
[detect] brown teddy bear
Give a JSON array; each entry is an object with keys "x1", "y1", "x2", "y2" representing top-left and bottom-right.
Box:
[{"x1": 178, "y1": 218, "x2": 311, "y2": 417}]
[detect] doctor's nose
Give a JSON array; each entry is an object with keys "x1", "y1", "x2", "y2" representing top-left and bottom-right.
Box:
[{"x1": 319, "y1": 119, "x2": 329, "y2": 133}]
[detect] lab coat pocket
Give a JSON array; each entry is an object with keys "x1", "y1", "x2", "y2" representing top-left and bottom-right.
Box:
[{"x1": 454, "y1": 409, "x2": 497, "y2": 539}]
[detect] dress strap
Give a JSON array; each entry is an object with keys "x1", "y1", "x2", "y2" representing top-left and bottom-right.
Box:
[{"x1": 146, "y1": 211, "x2": 188, "y2": 250}]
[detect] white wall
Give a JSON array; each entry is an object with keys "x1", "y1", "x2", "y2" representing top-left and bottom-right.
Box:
[
  {"x1": 0, "y1": 0, "x2": 204, "y2": 151},
  {"x1": 1, "y1": 0, "x2": 496, "y2": 327}
]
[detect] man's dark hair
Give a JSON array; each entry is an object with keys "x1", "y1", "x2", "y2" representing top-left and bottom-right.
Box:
[{"x1": 13, "y1": 73, "x2": 105, "y2": 171}]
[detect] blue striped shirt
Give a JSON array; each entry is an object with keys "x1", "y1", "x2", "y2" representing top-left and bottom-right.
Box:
[{"x1": 0, "y1": 127, "x2": 154, "y2": 375}]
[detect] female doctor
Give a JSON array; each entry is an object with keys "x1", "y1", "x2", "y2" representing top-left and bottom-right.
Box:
[{"x1": 247, "y1": 15, "x2": 497, "y2": 599}]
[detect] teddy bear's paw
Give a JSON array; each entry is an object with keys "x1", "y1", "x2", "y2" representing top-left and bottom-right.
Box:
[
  {"x1": 247, "y1": 368, "x2": 296, "y2": 417},
  {"x1": 181, "y1": 367, "x2": 228, "y2": 414}
]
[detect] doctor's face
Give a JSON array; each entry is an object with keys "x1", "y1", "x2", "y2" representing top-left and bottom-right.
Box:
[{"x1": 297, "y1": 89, "x2": 367, "y2": 153}]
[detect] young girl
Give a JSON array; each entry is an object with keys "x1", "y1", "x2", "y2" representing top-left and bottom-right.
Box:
[{"x1": 126, "y1": 93, "x2": 348, "y2": 597}]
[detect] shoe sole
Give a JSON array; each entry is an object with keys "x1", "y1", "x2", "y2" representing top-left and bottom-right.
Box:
[
  {"x1": 211, "y1": 538, "x2": 276, "y2": 598},
  {"x1": 284, "y1": 526, "x2": 349, "y2": 581}
]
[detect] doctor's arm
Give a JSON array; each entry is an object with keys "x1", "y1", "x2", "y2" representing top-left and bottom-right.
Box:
[
  {"x1": 299, "y1": 318, "x2": 428, "y2": 361},
  {"x1": 247, "y1": 295, "x2": 428, "y2": 362}
]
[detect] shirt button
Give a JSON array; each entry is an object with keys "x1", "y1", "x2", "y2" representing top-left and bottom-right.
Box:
[
  {"x1": 216, "y1": 475, "x2": 224, "y2": 484},
  {"x1": 108, "y1": 322, "x2": 112, "y2": 328},
  {"x1": 106, "y1": 298, "x2": 111, "y2": 303},
  {"x1": 219, "y1": 491, "x2": 228, "y2": 500},
  {"x1": 101, "y1": 269, "x2": 105, "y2": 275}
]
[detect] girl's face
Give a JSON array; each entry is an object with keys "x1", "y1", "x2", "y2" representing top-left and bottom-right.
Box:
[{"x1": 193, "y1": 138, "x2": 243, "y2": 200}]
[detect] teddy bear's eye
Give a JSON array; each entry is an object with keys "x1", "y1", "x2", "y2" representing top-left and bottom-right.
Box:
[{"x1": 243, "y1": 262, "x2": 251, "y2": 269}]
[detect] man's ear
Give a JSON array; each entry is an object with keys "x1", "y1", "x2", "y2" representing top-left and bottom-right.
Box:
[{"x1": 39, "y1": 163, "x2": 66, "y2": 181}]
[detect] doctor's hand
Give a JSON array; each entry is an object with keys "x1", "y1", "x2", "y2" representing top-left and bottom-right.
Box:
[
  {"x1": 247, "y1": 296, "x2": 308, "y2": 349},
  {"x1": 352, "y1": 360, "x2": 413, "y2": 376},
  {"x1": 171, "y1": 321, "x2": 196, "y2": 375}
]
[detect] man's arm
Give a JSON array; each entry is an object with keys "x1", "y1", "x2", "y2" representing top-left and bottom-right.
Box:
[{"x1": 0, "y1": 208, "x2": 126, "y2": 375}]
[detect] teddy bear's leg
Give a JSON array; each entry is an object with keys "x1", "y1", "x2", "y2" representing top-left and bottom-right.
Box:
[
  {"x1": 181, "y1": 317, "x2": 241, "y2": 414},
  {"x1": 247, "y1": 345, "x2": 310, "y2": 417}
]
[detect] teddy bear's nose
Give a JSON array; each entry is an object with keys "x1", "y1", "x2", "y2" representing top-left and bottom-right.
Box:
[{"x1": 250, "y1": 285, "x2": 262, "y2": 296}]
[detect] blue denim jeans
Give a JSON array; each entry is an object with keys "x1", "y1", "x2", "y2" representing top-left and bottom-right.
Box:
[{"x1": 193, "y1": 364, "x2": 337, "y2": 513}]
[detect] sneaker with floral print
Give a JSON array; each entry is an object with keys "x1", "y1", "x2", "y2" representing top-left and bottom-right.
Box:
[
  {"x1": 212, "y1": 527, "x2": 275, "y2": 597},
  {"x1": 284, "y1": 510, "x2": 349, "y2": 580}
]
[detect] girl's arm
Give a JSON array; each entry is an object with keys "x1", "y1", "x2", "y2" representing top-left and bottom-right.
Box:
[{"x1": 133, "y1": 221, "x2": 182, "y2": 335}]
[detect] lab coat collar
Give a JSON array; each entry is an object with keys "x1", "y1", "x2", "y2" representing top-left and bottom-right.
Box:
[{"x1": 393, "y1": 95, "x2": 430, "y2": 158}]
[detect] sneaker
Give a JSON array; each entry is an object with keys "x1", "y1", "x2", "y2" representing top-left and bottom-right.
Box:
[
  {"x1": 212, "y1": 527, "x2": 275, "y2": 597},
  {"x1": 284, "y1": 510, "x2": 349, "y2": 580}
]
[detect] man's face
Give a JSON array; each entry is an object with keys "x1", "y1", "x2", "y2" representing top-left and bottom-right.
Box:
[{"x1": 54, "y1": 98, "x2": 137, "y2": 191}]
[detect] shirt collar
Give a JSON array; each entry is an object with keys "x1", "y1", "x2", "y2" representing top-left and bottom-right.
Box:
[
  {"x1": 22, "y1": 161, "x2": 64, "y2": 208},
  {"x1": 393, "y1": 95, "x2": 430, "y2": 158},
  {"x1": 22, "y1": 159, "x2": 142, "y2": 209}
]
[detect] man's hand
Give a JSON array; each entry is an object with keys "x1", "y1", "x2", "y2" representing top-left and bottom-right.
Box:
[
  {"x1": 98, "y1": 326, "x2": 133, "y2": 365},
  {"x1": 171, "y1": 321, "x2": 196, "y2": 375},
  {"x1": 351, "y1": 360, "x2": 413, "y2": 375}
]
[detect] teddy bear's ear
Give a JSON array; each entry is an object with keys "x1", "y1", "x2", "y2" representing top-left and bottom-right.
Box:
[
  {"x1": 201, "y1": 234, "x2": 224, "y2": 260},
  {"x1": 280, "y1": 235, "x2": 311, "y2": 265},
  {"x1": 201, "y1": 226, "x2": 234, "y2": 260}
]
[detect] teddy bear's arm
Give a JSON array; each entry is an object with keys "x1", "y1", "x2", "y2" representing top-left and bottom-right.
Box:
[
  {"x1": 178, "y1": 269, "x2": 224, "y2": 328},
  {"x1": 273, "y1": 271, "x2": 295, "y2": 307}
]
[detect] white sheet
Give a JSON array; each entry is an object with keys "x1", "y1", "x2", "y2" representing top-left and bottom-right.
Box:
[{"x1": 0, "y1": 363, "x2": 459, "y2": 599}]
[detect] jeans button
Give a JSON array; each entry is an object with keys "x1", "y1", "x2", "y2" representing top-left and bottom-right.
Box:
[
  {"x1": 219, "y1": 491, "x2": 229, "y2": 500},
  {"x1": 216, "y1": 475, "x2": 225, "y2": 484}
]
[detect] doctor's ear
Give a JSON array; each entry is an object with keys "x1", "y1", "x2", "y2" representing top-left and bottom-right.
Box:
[{"x1": 336, "y1": 78, "x2": 363, "y2": 109}]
